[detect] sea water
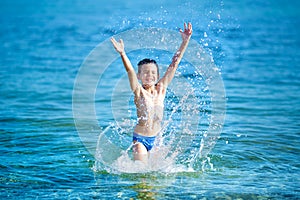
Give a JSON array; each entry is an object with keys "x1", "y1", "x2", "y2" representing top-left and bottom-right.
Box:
[{"x1": 1, "y1": 0, "x2": 300, "y2": 199}]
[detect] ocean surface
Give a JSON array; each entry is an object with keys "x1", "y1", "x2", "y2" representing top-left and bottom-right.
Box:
[{"x1": 1, "y1": 0, "x2": 300, "y2": 199}]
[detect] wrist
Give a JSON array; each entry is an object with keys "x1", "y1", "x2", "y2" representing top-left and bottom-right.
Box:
[{"x1": 183, "y1": 37, "x2": 191, "y2": 42}]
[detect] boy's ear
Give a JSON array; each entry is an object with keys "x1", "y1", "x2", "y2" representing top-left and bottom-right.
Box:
[{"x1": 137, "y1": 73, "x2": 141, "y2": 80}]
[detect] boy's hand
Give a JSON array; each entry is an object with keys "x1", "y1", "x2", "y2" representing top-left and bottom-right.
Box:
[
  {"x1": 110, "y1": 37, "x2": 125, "y2": 55},
  {"x1": 179, "y1": 22, "x2": 192, "y2": 42}
]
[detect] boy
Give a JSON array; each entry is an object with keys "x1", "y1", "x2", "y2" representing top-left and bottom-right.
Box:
[{"x1": 110, "y1": 22, "x2": 192, "y2": 162}]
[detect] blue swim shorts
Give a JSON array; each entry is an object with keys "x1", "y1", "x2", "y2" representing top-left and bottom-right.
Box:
[{"x1": 133, "y1": 133, "x2": 156, "y2": 151}]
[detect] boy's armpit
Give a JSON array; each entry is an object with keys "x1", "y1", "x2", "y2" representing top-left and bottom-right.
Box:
[{"x1": 132, "y1": 83, "x2": 141, "y2": 96}]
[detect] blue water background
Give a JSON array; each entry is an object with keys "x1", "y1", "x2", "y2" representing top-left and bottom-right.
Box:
[{"x1": 1, "y1": 0, "x2": 300, "y2": 199}]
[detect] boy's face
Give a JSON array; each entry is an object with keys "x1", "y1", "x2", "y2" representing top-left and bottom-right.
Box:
[{"x1": 138, "y1": 63, "x2": 159, "y2": 86}]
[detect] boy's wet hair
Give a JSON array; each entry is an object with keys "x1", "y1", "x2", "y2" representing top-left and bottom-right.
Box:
[{"x1": 137, "y1": 58, "x2": 159, "y2": 77}]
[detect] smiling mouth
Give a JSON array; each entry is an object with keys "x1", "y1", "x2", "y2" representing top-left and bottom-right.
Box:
[{"x1": 146, "y1": 79, "x2": 154, "y2": 82}]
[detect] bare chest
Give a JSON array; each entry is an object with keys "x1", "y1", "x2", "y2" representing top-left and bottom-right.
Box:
[{"x1": 135, "y1": 89, "x2": 164, "y2": 120}]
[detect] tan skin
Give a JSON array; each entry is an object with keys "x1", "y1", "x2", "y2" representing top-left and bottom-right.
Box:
[{"x1": 111, "y1": 22, "x2": 192, "y2": 162}]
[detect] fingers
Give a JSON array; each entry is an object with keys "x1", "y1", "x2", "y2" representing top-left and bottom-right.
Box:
[
  {"x1": 185, "y1": 22, "x2": 192, "y2": 30},
  {"x1": 187, "y1": 22, "x2": 192, "y2": 34},
  {"x1": 110, "y1": 37, "x2": 116, "y2": 42},
  {"x1": 110, "y1": 37, "x2": 122, "y2": 45},
  {"x1": 184, "y1": 22, "x2": 192, "y2": 35},
  {"x1": 188, "y1": 22, "x2": 192, "y2": 31},
  {"x1": 110, "y1": 37, "x2": 117, "y2": 45},
  {"x1": 180, "y1": 22, "x2": 192, "y2": 33},
  {"x1": 179, "y1": 22, "x2": 187, "y2": 33},
  {"x1": 110, "y1": 37, "x2": 125, "y2": 51}
]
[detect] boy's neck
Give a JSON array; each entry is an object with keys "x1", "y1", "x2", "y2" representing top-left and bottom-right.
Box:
[{"x1": 142, "y1": 84, "x2": 155, "y2": 93}]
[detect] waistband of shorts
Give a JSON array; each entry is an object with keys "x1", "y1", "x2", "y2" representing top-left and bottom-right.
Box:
[{"x1": 133, "y1": 132, "x2": 156, "y2": 139}]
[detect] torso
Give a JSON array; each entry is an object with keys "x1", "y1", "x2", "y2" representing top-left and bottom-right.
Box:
[{"x1": 134, "y1": 84, "x2": 165, "y2": 137}]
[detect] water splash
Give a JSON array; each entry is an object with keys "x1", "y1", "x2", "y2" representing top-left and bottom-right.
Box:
[
  {"x1": 93, "y1": 89, "x2": 215, "y2": 174},
  {"x1": 93, "y1": 125, "x2": 193, "y2": 174},
  {"x1": 73, "y1": 27, "x2": 226, "y2": 173}
]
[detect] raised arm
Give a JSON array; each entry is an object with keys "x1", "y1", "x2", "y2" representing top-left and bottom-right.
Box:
[
  {"x1": 159, "y1": 22, "x2": 192, "y2": 87},
  {"x1": 110, "y1": 37, "x2": 140, "y2": 93}
]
